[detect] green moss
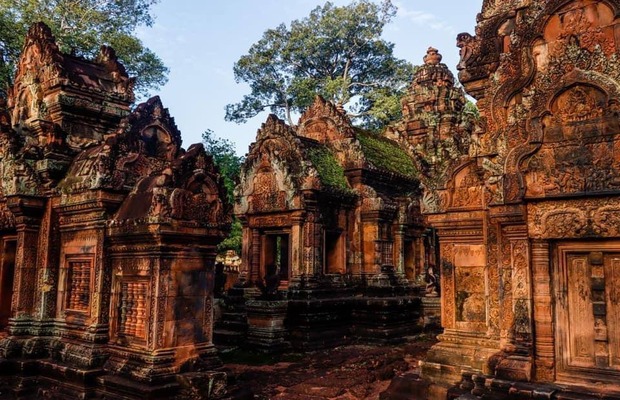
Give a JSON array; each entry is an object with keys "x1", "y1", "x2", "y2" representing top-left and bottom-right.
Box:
[
  {"x1": 355, "y1": 129, "x2": 418, "y2": 178},
  {"x1": 307, "y1": 146, "x2": 351, "y2": 193}
]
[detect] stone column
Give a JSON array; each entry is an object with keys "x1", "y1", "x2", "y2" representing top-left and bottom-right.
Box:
[
  {"x1": 393, "y1": 223, "x2": 406, "y2": 275},
  {"x1": 290, "y1": 212, "x2": 304, "y2": 277},
  {"x1": 302, "y1": 210, "x2": 317, "y2": 276},
  {"x1": 251, "y1": 229, "x2": 261, "y2": 283},
  {"x1": 6, "y1": 196, "x2": 45, "y2": 335},
  {"x1": 495, "y1": 224, "x2": 534, "y2": 382},
  {"x1": 531, "y1": 239, "x2": 555, "y2": 382},
  {"x1": 238, "y1": 217, "x2": 251, "y2": 283}
]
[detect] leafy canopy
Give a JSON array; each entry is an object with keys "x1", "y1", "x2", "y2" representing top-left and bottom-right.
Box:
[
  {"x1": 226, "y1": 0, "x2": 414, "y2": 130},
  {"x1": 202, "y1": 129, "x2": 244, "y2": 204},
  {"x1": 202, "y1": 129, "x2": 244, "y2": 256},
  {"x1": 0, "y1": 0, "x2": 168, "y2": 98}
]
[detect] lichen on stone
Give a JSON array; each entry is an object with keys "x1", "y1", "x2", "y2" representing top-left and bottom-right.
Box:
[
  {"x1": 355, "y1": 129, "x2": 418, "y2": 178},
  {"x1": 307, "y1": 145, "x2": 352, "y2": 193}
]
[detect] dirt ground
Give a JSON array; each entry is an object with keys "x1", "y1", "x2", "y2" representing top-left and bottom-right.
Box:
[{"x1": 222, "y1": 334, "x2": 437, "y2": 400}]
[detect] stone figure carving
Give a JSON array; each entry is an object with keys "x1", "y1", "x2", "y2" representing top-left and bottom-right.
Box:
[{"x1": 457, "y1": 32, "x2": 476, "y2": 70}]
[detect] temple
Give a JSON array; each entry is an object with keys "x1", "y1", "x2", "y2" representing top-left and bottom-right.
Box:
[
  {"x1": 3, "y1": 0, "x2": 620, "y2": 398},
  {"x1": 0, "y1": 23, "x2": 231, "y2": 399},
  {"x1": 413, "y1": 0, "x2": 620, "y2": 399},
  {"x1": 217, "y1": 96, "x2": 435, "y2": 351}
]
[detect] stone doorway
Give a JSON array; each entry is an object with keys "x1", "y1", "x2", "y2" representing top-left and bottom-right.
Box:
[
  {"x1": 263, "y1": 233, "x2": 290, "y2": 283},
  {"x1": 324, "y1": 229, "x2": 345, "y2": 275},
  {"x1": 0, "y1": 236, "x2": 16, "y2": 330},
  {"x1": 555, "y1": 242, "x2": 620, "y2": 386}
]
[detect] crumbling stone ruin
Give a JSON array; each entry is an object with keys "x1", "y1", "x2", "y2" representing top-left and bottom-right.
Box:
[{"x1": 0, "y1": 23, "x2": 231, "y2": 399}]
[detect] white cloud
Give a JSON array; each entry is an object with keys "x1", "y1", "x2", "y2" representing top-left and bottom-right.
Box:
[{"x1": 394, "y1": 2, "x2": 457, "y2": 35}]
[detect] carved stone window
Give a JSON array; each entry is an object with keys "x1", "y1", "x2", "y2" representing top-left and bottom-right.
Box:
[
  {"x1": 379, "y1": 224, "x2": 394, "y2": 267},
  {"x1": 118, "y1": 280, "x2": 148, "y2": 341},
  {"x1": 65, "y1": 259, "x2": 92, "y2": 312}
]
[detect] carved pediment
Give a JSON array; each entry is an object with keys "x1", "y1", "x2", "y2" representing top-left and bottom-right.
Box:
[
  {"x1": 297, "y1": 96, "x2": 354, "y2": 143},
  {"x1": 112, "y1": 142, "x2": 231, "y2": 228}
]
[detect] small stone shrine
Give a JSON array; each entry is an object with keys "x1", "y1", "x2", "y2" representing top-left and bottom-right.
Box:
[
  {"x1": 223, "y1": 96, "x2": 432, "y2": 351},
  {"x1": 0, "y1": 23, "x2": 231, "y2": 399}
]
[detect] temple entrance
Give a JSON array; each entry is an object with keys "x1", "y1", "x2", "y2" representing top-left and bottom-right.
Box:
[
  {"x1": 324, "y1": 229, "x2": 344, "y2": 274},
  {"x1": 262, "y1": 233, "x2": 290, "y2": 283},
  {"x1": 0, "y1": 237, "x2": 17, "y2": 329},
  {"x1": 555, "y1": 242, "x2": 620, "y2": 386},
  {"x1": 403, "y1": 240, "x2": 415, "y2": 280}
]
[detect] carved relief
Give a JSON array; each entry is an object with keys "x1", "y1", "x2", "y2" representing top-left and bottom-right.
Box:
[
  {"x1": 250, "y1": 161, "x2": 287, "y2": 213},
  {"x1": 529, "y1": 198, "x2": 620, "y2": 239},
  {"x1": 450, "y1": 167, "x2": 483, "y2": 209},
  {"x1": 453, "y1": 245, "x2": 487, "y2": 326}
]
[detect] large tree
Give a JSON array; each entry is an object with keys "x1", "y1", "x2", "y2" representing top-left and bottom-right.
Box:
[
  {"x1": 202, "y1": 129, "x2": 244, "y2": 204},
  {"x1": 226, "y1": 0, "x2": 414, "y2": 130},
  {"x1": 0, "y1": 0, "x2": 168, "y2": 98},
  {"x1": 202, "y1": 129, "x2": 244, "y2": 255}
]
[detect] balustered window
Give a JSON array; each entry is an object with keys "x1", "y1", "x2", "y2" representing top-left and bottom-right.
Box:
[
  {"x1": 118, "y1": 280, "x2": 148, "y2": 341},
  {"x1": 379, "y1": 224, "x2": 394, "y2": 267},
  {"x1": 65, "y1": 260, "x2": 91, "y2": 312},
  {"x1": 381, "y1": 241, "x2": 394, "y2": 266}
]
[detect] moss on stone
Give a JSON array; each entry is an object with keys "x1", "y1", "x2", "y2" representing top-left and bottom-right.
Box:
[
  {"x1": 355, "y1": 129, "x2": 418, "y2": 178},
  {"x1": 308, "y1": 146, "x2": 351, "y2": 192}
]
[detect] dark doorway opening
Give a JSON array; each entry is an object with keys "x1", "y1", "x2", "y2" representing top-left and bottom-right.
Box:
[
  {"x1": 263, "y1": 233, "x2": 290, "y2": 283},
  {"x1": 0, "y1": 237, "x2": 17, "y2": 329}
]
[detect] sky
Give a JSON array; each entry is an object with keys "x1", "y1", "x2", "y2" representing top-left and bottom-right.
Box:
[{"x1": 136, "y1": 1, "x2": 482, "y2": 156}]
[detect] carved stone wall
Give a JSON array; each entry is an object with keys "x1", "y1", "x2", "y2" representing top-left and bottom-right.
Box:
[{"x1": 415, "y1": 0, "x2": 620, "y2": 398}]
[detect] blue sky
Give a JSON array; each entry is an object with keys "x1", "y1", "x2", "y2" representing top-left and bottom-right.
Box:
[{"x1": 136, "y1": 1, "x2": 481, "y2": 155}]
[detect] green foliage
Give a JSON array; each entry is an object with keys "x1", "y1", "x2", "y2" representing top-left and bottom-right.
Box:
[
  {"x1": 307, "y1": 146, "x2": 351, "y2": 192},
  {"x1": 202, "y1": 129, "x2": 244, "y2": 203},
  {"x1": 463, "y1": 99, "x2": 480, "y2": 124},
  {"x1": 0, "y1": 0, "x2": 168, "y2": 98},
  {"x1": 217, "y1": 218, "x2": 242, "y2": 255},
  {"x1": 226, "y1": 0, "x2": 414, "y2": 129},
  {"x1": 203, "y1": 129, "x2": 244, "y2": 257},
  {"x1": 356, "y1": 129, "x2": 417, "y2": 178}
]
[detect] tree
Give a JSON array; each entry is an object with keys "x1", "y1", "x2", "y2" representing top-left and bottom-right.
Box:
[
  {"x1": 0, "y1": 0, "x2": 168, "y2": 98},
  {"x1": 202, "y1": 129, "x2": 244, "y2": 203},
  {"x1": 225, "y1": 0, "x2": 414, "y2": 130},
  {"x1": 202, "y1": 129, "x2": 244, "y2": 256}
]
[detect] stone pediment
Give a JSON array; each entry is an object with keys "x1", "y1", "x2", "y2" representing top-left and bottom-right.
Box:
[
  {"x1": 59, "y1": 96, "x2": 222, "y2": 207},
  {"x1": 7, "y1": 22, "x2": 133, "y2": 150},
  {"x1": 297, "y1": 96, "x2": 355, "y2": 143}
]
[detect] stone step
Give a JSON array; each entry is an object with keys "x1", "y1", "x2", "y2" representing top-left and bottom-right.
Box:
[
  {"x1": 220, "y1": 312, "x2": 247, "y2": 322},
  {"x1": 213, "y1": 329, "x2": 246, "y2": 345}
]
